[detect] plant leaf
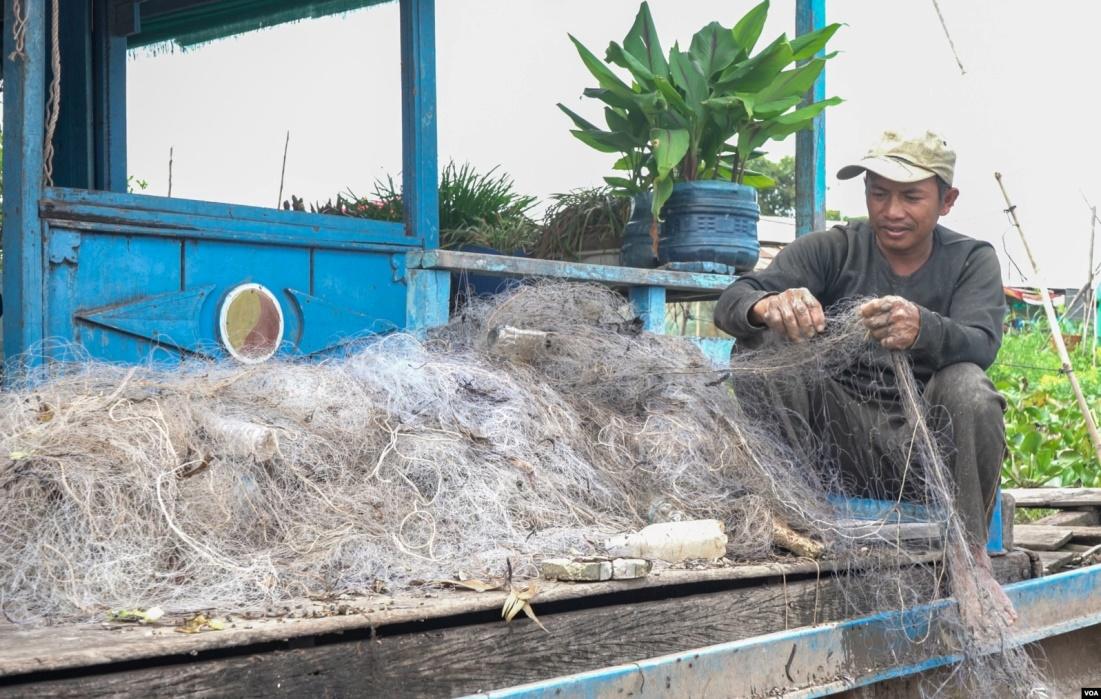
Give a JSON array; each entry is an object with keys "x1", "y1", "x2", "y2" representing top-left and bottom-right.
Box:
[
  {"x1": 569, "y1": 34, "x2": 636, "y2": 100},
  {"x1": 668, "y1": 44, "x2": 708, "y2": 111},
  {"x1": 606, "y1": 41, "x2": 656, "y2": 90},
  {"x1": 751, "y1": 58, "x2": 827, "y2": 110},
  {"x1": 622, "y1": 1, "x2": 669, "y2": 77},
  {"x1": 732, "y1": 0, "x2": 769, "y2": 54},
  {"x1": 650, "y1": 128, "x2": 689, "y2": 179},
  {"x1": 790, "y1": 22, "x2": 841, "y2": 61},
  {"x1": 716, "y1": 34, "x2": 793, "y2": 93},
  {"x1": 741, "y1": 171, "x2": 776, "y2": 189},
  {"x1": 557, "y1": 103, "x2": 600, "y2": 132},
  {"x1": 689, "y1": 22, "x2": 741, "y2": 78}
]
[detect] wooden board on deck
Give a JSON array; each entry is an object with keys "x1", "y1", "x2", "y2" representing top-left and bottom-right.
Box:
[
  {"x1": 1036, "y1": 549, "x2": 1080, "y2": 575},
  {"x1": 1005, "y1": 488, "x2": 1101, "y2": 508},
  {"x1": 1034, "y1": 509, "x2": 1101, "y2": 527},
  {"x1": 0, "y1": 551, "x2": 1033, "y2": 699},
  {"x1": 1014, "y1": 524, "x2": 1074, "y2": 551}
]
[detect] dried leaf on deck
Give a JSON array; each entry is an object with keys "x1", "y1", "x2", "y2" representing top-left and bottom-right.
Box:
[
  {"x1": 438, "y1": 578, "x2": 503, "y2": 593},
  {"x1": 502, "y1": 582, "x2": 546, "y2": 632},
  {"x1": 175, "y1": 613, "x2": 226, "y2": 634}
]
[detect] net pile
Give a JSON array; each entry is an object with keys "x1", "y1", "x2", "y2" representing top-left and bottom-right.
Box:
[{"x1": 0, "y1": 282, "x2": 1041, "y2": 695}]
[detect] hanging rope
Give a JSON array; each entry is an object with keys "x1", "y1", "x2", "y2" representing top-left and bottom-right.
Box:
[
  {"x1": 8, "y1": 0, "x2": 27, "y2": 62},
  {"x1": 43, "y1": 0, "x2": 62, "y2": 187}
]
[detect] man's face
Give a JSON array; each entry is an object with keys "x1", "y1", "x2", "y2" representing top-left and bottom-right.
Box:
[{"x1": 865, "y1": 173, "x2": 959, "y2": 258}]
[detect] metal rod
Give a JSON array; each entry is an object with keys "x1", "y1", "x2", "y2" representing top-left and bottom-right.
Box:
[{"x1": 995, "y1": 172, "x2": 1101, "y2": 469}]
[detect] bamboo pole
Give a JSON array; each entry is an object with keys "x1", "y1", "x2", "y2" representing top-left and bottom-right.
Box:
[
  {"x1": 1089, "y1": 206, "x2": 1097, "y2": 367},
  {"x1": 277, "y1": 130, "x2": 290, "y2": 209},
  {"x1": 996, "y1": 172, "x2": 1101, "y2": 468}
]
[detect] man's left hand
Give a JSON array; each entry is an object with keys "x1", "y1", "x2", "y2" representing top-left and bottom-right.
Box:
[{"x1": 858, "y1": 296, "x2": 921, "y2": 350}]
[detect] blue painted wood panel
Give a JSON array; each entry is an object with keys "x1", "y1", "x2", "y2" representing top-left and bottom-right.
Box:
[
  {"x1": 2, "y1": 0, "x2": 48, "y2": 367},
  {"x1": 31, "y1": 190, "x2": 426, "y2": 365}
]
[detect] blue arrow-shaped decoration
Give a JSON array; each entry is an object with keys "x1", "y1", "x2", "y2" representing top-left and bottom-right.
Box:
[
  {"x1": 286, "y1": 289, "x2": 396, "y2": 355},
  {"x1": 75, "y1": 285, "x2": 215, "y2": 354}
]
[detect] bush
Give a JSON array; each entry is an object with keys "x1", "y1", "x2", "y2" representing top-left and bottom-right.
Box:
[
  {"x1": 989, "y1": 325, "x2": 1101, "y2": 487},
  {"x1": 290, "y1": 162, "x2": 540, "y2": 253}
]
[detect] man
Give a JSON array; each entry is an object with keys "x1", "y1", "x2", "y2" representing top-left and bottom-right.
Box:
[{"x1": 714, "y1": 130, "x2": 1015, "y2": 628}]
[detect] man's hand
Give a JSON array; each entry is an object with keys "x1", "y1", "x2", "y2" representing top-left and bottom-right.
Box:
[
  {"x1": 859, "y1": 296, "x2": 921, "y2": 350},
  {"x1": 749, "y1": 288, "x2": 826, "y2": 343}
]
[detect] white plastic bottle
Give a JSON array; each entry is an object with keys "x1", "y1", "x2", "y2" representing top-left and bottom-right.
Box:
[{"x1": 603, "y1": 519, "x2": 727, "y2": 562}]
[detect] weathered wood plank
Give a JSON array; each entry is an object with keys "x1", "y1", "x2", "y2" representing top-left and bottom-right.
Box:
[
  {"x1": 0, "y1": 552, "x2": 1033, "y2": 699},
  {"x1": 0, "y1": 556, "x2": 903, "y2": 677},
  {"x1": 1036, "y1": 549, "x2": 1079, "y2": 575},
  {"x1": 1005, "y1": 487, "x2": 1101, "y2": 508},
  {"x1": 1013, "y1": 524, "x2": 1075, "y2": 551},
  {"x1": 1034, "y1": 508, "x2": 1100, "y2": 527}
]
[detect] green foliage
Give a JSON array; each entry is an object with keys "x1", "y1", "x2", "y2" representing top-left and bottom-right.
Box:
[
  {"x1": 754, "y1": 155, "x2": 794, "y2": 217},
  {"x1": 989, "y1": 326, "x2": 1101, "y2": 487},
  {"x1": 560, "y1": 1, "x2": 841, "y2": 222},
  {"x1": 534, "y1": 187, "x2": 630, "y2": 261},
  {"x1": 297, "y1": 162, "x2": 540, "y2": 253}
]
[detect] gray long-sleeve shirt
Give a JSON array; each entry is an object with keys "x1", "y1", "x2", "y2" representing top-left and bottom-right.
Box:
[{"x1": 714, "y1": 220, "x2": 1006, "y2": 391}]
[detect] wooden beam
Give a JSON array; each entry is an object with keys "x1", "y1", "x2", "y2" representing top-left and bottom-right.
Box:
[
  {"x1": 1006, "y1": 488, "x2": 1101, "y2": 508},
  {"x1": 410, "y1": 250, "x2": 734, "y2": 294}
]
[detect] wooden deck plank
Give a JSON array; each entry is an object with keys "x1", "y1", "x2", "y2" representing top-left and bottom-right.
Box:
[
  {"x1": 1005, "y1": 488, "x2": 1101, "y2": 508},
  {"x1": 1036, "y1": 550, "x2": 1079, "y2": 575},
  {"x1": 1013, "y1": 524, "x2": 1075, "y2": 551},
  {"x1": 1034, "y1": 509, "x2": 1100, "y2": 527},
  {"x1": 0, "y1": 556, "x2": 909, "y2": 677},
  {"x1": 0, "y1": 552, "x2": 1033, "y2": 699}
]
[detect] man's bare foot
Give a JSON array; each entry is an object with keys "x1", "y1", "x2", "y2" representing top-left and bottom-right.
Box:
[{"x1": 947, "y1": 538, "x2": 1018, "y2": 645}]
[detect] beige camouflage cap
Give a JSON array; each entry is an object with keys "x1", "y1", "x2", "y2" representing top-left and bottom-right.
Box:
[{"x1": 837, "y1": 130, "x2": 956, "y2": 186}]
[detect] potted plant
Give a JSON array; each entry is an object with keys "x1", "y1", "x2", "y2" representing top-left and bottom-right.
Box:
[
  {"x1": 533, "y1": 187, "x2": 630, "y2": 264},
  {"x1": 560, "y1": 1, "x2": 840, "y2": 272}
]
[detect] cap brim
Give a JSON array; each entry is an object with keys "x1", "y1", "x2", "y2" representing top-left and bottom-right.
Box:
[{"x1": 836, "y1": 156, "x2": 938, "y2": 183}]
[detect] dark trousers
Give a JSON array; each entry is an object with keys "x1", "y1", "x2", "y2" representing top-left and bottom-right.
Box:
[{"x1": 775, "y1": 363, "x2": 1005, "y2": 543}]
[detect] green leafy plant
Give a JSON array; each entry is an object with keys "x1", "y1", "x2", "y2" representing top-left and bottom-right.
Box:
[
  {"x1": 990, "y1": 325, "x2": 1101, "y2": 488},
  {"x1": 293, "y1": 162, "x2": 540, "y2": 253},
  {"x1": 534, "y1": 187, "x2": 630, "y2": 261},
  {"x1": 559, "y1": 0, "x2": 841, "y2": 220}
]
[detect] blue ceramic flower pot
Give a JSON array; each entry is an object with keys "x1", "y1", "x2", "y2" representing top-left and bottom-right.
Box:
[{"x1": 658, "y1": 181, "x2": 760, "y2": 272}]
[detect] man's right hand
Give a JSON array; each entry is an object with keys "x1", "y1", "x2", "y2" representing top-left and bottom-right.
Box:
[{"x1": 748, "y1": 288, "x2": 826, "y2": 343}]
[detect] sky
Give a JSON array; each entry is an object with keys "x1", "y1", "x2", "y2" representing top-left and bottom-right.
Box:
[{"x1": 126, "y1": 0, "x2": 1101, "y2": 288}]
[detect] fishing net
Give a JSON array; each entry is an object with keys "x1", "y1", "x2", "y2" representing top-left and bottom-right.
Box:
[{"x1": 0, "y1": 282, "x2": 1042, "y2": 696}]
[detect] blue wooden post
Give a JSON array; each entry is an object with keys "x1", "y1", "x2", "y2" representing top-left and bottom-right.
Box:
[
  {"x1": 400, "y1": 0, "x2": 447, "y2": 328},
  {"x1": 400, "y1": 0, "x2": 439, "y2": 248},
  {"x1": 3, "y1": 0, "x2": 48, "y2": 367},
  {"x1": 795, "y1": 0, "x2": 827, "y2": 238},
  {"x1": 629, "y1": 286, "x2": 666, "y2": 333},
  {"x1": 987, "y1": 487, "x2": 1004, "y2": 554},
  {"x1": 91, "y1": 0, "x2": 128, "y2": 192}
]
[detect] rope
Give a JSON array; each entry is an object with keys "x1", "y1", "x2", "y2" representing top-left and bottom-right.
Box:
[
  {"x1": 8, "y1": 0, "x2": 27, "y2": 62},
  {"x1": 43, "y1": 0, "x2": 61, "y2": 187}
]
